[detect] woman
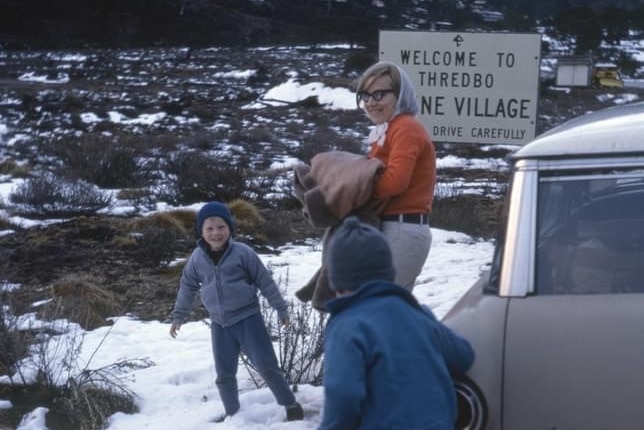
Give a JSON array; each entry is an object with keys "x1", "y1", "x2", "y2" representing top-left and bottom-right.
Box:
[{"x1": 356, "y1": 61, "x2": 436, "y2": 292}]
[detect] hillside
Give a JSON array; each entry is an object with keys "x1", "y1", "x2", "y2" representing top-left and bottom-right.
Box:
[
  {"x1": 1, "y1": 42, "x2": 643, "y2": 326},
  {"x1": 1, "y1": 0, "x2": 644, "y2": 49}
]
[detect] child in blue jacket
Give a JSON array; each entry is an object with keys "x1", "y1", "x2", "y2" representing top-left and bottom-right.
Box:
[
  {"x1": 318, "y1": 216, "x2": 475, "y2": 430},
  {"x1": 169, "y1": 202, "x2": 303, "y2": 423}
]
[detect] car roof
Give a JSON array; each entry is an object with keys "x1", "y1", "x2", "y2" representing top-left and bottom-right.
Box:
[{"x1": 513, "y1": 101, "x2": 644, "y2": 160}]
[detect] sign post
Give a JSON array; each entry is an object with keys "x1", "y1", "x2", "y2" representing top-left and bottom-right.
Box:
[{"x1": 379, "y1": 31, "x2": 542, "y2": 145}]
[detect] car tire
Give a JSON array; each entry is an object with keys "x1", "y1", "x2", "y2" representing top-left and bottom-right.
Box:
[{"x1": 454, "y1": 377, "x2": 487, "y2": 430}]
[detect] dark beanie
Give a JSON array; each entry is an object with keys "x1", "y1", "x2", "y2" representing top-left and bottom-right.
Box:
[
  {"x1": 196, "y1": 202, "x2": 235, "y2": 235},
  {"x1": 327, "y1": 216, "x2": 396, "y2": 292}
]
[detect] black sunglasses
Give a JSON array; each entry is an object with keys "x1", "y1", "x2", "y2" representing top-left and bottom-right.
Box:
[{"x1": 356, "y1": 89, "x2": 395, "y2": 103}]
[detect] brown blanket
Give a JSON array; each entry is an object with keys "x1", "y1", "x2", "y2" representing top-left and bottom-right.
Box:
[{"x1": 292, "y1": 151, "x2": 387, "y2": 310}]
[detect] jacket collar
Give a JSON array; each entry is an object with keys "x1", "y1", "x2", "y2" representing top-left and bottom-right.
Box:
[
  {"x1": 325, "y1": 281, "x2": 421, "y2": 315},
  {"x1": 196, "y1": 237, "x2": 233, "y2": 254}
]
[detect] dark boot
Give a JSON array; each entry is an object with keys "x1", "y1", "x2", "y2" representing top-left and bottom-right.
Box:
[
  {"x1": 212, "y1": 410, "x2": 236, "y2": 423},
  {"x1": 285, "y1": 402, "x2": 304, "y2": 421},
  {"x1": 212, "y1": 413, "x2": 227, "y2": 423}
]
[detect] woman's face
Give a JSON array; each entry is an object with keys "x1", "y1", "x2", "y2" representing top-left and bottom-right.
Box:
[{"x1": 360, "y1": 74, "x2": 397, "y2": 125}]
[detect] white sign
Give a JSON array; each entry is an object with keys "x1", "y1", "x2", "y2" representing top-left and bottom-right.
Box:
[{"x1": 379, "y1": 31, "x2": 542, "y2": 145}]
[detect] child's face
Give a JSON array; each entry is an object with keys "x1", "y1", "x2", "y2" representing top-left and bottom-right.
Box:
[{"x1": 201, "y1": 216, "x2": 230, "y2": 251}]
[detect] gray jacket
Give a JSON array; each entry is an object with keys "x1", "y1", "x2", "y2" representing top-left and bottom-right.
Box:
[{"x1": 171, "y1": 238, "x2": 289, "y2": 327}]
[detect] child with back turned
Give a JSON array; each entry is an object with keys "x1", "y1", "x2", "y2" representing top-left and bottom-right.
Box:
[
  {"x1": 169, "y1": 201, "x2": 303, "y2": 423},
  {"x1": 318, "y1": 216, "x2": 474, "y2": 430}
]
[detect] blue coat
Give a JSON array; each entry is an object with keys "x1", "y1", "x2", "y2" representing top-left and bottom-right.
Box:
[{"x1": 318, "y1": 281, "x2": 474, "y2": 430}]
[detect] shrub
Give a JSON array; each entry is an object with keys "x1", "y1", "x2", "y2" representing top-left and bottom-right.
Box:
[
  {"x1": 1, "y1": 291, "x2": 144, "y2": 430},
  {"x1": 242, "y1": 297, "x2": 326, "y2": 388},
  {"x1": 242, "y1": 167, "x2": 293, "y2": 205},
  {"x1": 24, "y1": 325, "x2": 145, "y2": 430},
  {"x1": 261, "y1": 208, "x2": 322, "y2": 245},
  {"x1": 0, "y1": 292, "x2": 32, "y2": 379},
  {"x1": 0, "y1": 213, "x2": 16, "y2": 232},
  {"x1": 295, "y1": 128, "x2": 363, "y2": 163},
  {"x1": 156, "y1": 151, "x2": 249, "y2": 205},
  {"x1": 127, "y1": 211, "x2": 192, "y2": 267},
  {"x1": 272, "y1": 301, "x2": 326, "y2": 387},
  {"x1": 181, "y1": 131, "x2": 221, "y2": 151},
  {"x1": 39, "y1": 276, "x2": 121, "y2": 330},
  {"x1": 161, "y1": 209, "x2": 199, "y2": 235},
  {"x1": 431, "y1": 193, "x2": 503, "y2": 239},
  {"x1": 52, "y1": 381, "x2": 138, "y2": 430},
  {"x1": 343, "y1": 51, "x2": 377, "y2": 75},
  {"x1": 9, "y1": 172, "x2": 113, "y2": 218},
  {"x1": 44, "y1": 135, "x2": 154, "y2": 188},
  {"x1": 228, "y1": 198, "x2": 265, "y2": 239},
  {"x1": 128, "y1": 211, "x2": 189, "y2": 236},
  {"x1": 136, "y1": 225, "x2": 182, "y2": 267},
  {"x1": 111, "y1": 234, "x2": 138, "y2": 248},
  {"x1": 229, "y1": 125, "x2": 274, "y2": 145},
  {"x1": 155, "y1": 153, "x2": 294, "y2": 209},
  {"x1": 0, "y1": 159, "x2": 30, "y2": 177},
  {"x1": 115, "y1": 188, "x2": 158, "y2": 213}
]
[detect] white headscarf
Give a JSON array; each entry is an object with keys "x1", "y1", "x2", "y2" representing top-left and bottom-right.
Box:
[{"x1": 367, "y1": 122, "x2": 389, "y2": 147}]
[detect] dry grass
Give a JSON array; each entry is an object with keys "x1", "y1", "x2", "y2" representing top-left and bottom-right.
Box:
[
  {"x1": 229, "y1": 198, "x2": 266, "y2": 239},
  {"x1": 41, "y1": 276, "x2": 121, "y2": 330}
]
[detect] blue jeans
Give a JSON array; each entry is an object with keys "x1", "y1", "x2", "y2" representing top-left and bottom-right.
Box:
[{"x1": 211, "y1": 312, "x2": 295, "y2": 415}]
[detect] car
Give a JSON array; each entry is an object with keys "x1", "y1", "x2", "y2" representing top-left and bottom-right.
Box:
[
  {"x1": 444, "y1": 101, "x2": 644, "y2": 430},
  {"x1": 592, "y1": 62, "x2": 624, "y2": 88}
]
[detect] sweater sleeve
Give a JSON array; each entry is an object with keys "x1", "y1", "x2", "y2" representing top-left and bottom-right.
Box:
[
  {"x1": 245, "y1": 246, "x2": 289, "y2": 320},
  {"x1": 171, "y1": 253, "x2": 201, "y2": 324},
  {"x1": 423, "y1": 305, "x2": 475, "y2": 374},
  {"x1": 317, "y1": 324, "x2": 366, "y2": 430}
]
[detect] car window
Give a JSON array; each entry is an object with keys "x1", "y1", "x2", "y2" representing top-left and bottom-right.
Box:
[{"x1": 536, "y1": 169, "x2": 644, "y2": 295}]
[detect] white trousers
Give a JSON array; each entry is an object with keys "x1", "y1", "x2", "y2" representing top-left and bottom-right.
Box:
[{"x1": 381, "y1": 220, "x2": 432, "y2": 292}]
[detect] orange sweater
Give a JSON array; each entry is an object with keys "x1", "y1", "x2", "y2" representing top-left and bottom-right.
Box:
[{"x1": 368, "y1": 114, "x2": 436, "y2": 215}]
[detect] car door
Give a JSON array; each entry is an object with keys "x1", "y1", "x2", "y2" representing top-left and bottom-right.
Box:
[
  {"x1": 502, "y1": 171, "x2": 644, "y2": 429},
  {"x1": 503, "y1": 294, "x2": 644, "y2": 430}
]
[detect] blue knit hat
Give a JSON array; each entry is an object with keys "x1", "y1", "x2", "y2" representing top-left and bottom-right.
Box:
[
  {"x1": 196, "y1": 202, "x2": 235, "y2": 236},
  {"x1": 327, "y1": 216, "x2": 395, "y2": 292}
]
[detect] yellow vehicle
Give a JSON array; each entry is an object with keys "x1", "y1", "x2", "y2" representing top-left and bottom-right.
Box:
[{"x1": 592, "y1": 63, "x2": 624, "y2": 88}]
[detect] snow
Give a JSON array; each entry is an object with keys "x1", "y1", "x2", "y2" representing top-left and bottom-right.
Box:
[
  {"x1": 0, "y1": 230, "x2": 493, "y2": 430},
  {"x1": 17, "y1": 72, "x2": 70, "y2": 84}
]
